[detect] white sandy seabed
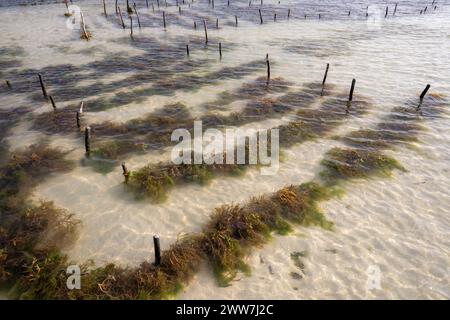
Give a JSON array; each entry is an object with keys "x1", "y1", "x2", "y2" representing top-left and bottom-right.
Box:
[{"x1": 0, "y1": 1, "x2": 449, "y2": 299}]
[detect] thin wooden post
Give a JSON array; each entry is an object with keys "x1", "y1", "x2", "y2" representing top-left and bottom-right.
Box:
[
  {"x1": 393, "y1": 3, "x2": 397, "y2": 16},
  {"x1": 259, "y1": 8, "x2": 263, "y2": 24},
  {"x1": 80, "y1": 11, "x2": 90, "y2": 40},
  {"x1": 348, "y1": 78, "x2": 356, "y2": 103},
  {"x1": 115, "y1": 0, "x2": 118, "y2": 14},
  {"x1": 127, "y1": 0, "x2": 133, "y2": 13},
  {"x1": 266, "y1": 54, "x2": 270, "y2": 83},
  {"x1": 103, "y1": 0, "x2": 107, "y2": 17},
  {"x1": 186, "y1": 44, "x2": 190, "y2": 56},
  {"x1": 85, "y1": 126, "x2": 91, "y2": 156},
  {"x1": 274, "y1": 13, "x2": 276, "y2": 21},
  {"x1": 122, "y1": 163, "x2": 130, "y2": 183},
  {"x1": 129, "y1": 16, "x2": 134, "y2": 38},
  {"x1": 118, "y1": 7, "x2": 126, "y2": 29},
  {"x1": 76, "y1": 111, "x2": 81, "y2": 128},
  {"x1": 219, "y1": 42, "x2": 222, "y2": 59},
  {"x1": 194, "y1": 21, "x2": 197, "y2": 29},
  {"x1": 163, "y1": 11, "x2": 166, "y2": 29},
  {"x1": 235, "y1": 15, "x2": 238, "y2": 26},
  {"x1": 385, "y1": 6, "x2": 388, "y2": 18},
  {"x1": 38, "y1": 73, "x2": 48, "y2": 99},
  {"x1": 321, "y1": 63, "x2": 329, "y2": 96},
  {"x1": 134, "y1": 3, "x2": 141, "y2": 28},
  {"x1": 288, "y1": 8, "x2": 290, "y2": 19},
  {"x1": 79, "y1": 101, "x2": 84, "y2": 113},
  {"x1": 203, "y1": 20, "x2": 208, "y2": 44},
  {"x1": 49, "y1": 95, "x2": 57, "y2": 110},
  {"x1": 6, "y1": 80, "x2": 11, "y2": 88},
  {"x1": 418, "y1": 84, "x2": 431, "y2": 108},
  {"x1": 153, "y1": 235, "x2": 161, "y2": 266},
  {"x1": 216, "y1": 18, "x2": 218, "y2": 28}
]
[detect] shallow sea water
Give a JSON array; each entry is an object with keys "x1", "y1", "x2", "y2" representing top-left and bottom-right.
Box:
[{"x1": 0, "y1": 0, "x2": 449, "y2": 299}]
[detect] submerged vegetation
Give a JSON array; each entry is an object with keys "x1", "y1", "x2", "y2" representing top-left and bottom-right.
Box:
[
  {"x1": 0, "y1": 144, "x2": 77, "y2": 296},
  {"x1": 320, "y1": 147, "x2": 405, "y2": 184},
  {"x1": 124, "y1": 91, "x2": 370, "y2": 201}
]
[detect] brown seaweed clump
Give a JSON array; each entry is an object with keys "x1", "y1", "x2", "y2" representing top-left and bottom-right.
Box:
[
  {"x1": 201, "y1": 182, "x2": 335, "y2": 286},
  {"x1": 0, "y1": 144, "x2": 77, "y2": 296},
  {"x1": 32, "y1": 107, "x2": 80, "y2": 134},
  {"x1": 320, "y1": 147, "x2": 405, "y2": 185},
  {"x1": 127, "y1": 159, "x2": 244, "y2": 202}
]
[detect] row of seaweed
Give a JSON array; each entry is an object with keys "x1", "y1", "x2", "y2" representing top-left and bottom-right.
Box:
[
  {"x1": 30, "y1": 75, "x2": 298, "y2": 174},
  {"x1": 1, "y1": 32, "x2": 237, "y2": 104},
  {"x1": 123, "y1": 86, "x2": 370, "y2": 201},
  {"x1": 0, "y1": 88, "x2": 445, "y2": 299}
]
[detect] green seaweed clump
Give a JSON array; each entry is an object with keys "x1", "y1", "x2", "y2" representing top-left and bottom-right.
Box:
[{"x1": 320, "y1": 147, "x2": 405, "y2": 185}]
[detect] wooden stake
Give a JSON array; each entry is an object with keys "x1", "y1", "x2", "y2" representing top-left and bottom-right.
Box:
[
  {"x1": 418, "y1": 84, "x2": 431, "y2": 108},
  {"x1": 235, "y1": 15, "x2": 238, "y2": 26},
  {"x1": 85, "y1": 126, "x2": 91, "y2": 156},
  {"x1": 385, "y1": 6, "x2": 388, "y2": 18},
  {"x1": 274, "y1": 13, "x2": 276, "y2": 21},
  {"x1": 266, "y1": 54, "x2": 270, "y2": 83},
  {"x1": 127, "y1": 0, "x2": 133, "y2": 14},
  {"x1": 393, "y1": 3, "x2": 397, "y2": 16},
  {"x1": 163, "y1": 11, "x2": 166, "y2": 29},
  {"x1": 203, "y1": 20, "x2": 208, "y2": 44},
  {"x1": 259, "y1": 8, "x2": 263, "y2": 24},
  {"x1": 288, "y1": 8, "x2": 290, "y2": 19},
  {"x1": 153, "y1": 235, "x2": 161, "y2": 266},
  {"x1": 129, "y1": 16, "x2": 134, "y2": 38},
  {"x1": 122, "y1": 163, "x2": 130, "y2": 183},
  {"x1": 80, "y1": 11, "x2": 90, "y2": 40},
  {"x1": 103, "y1": 0, "x2": 107, "y2": 17},
  {"x1": 219, "y1": 42, "x2": 222, "y2": 59},
  {"x1": 49, "y1": 95, "x2": 57, "y2": 110},
  {"x1": 194, "y1": 21, "x2": 197, "y2": 29},
  {"x1": 216, "y1": 18, "x2": 218, "y2": 28},
  {"x1": 348, "y1": 78, "x2": 356, "y2": 103},
  {"x1": 6, "y1": 80, "x2": 11, "y2": 88},
  {"x1": 79, "y1": 101, "x2": 84, "y2": 113},
  {"x1": 134, "y1": 3, "x2": 141, "y2": 28},
  {"x1": 76, "y1": 111, "x2": 81, "y2": 128},
  {"x1": 115, "y1": 0, "x2": 118, "y2": 14},
  {"x1": 38, "y1": 73, "x2": 48, "y2": 99},
  {"x1": 321, "y1": 63, "x2": 329, "y2": 96},
  {"x1": 118, "y1": 7, "x2": 125, "y2": 29}
]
